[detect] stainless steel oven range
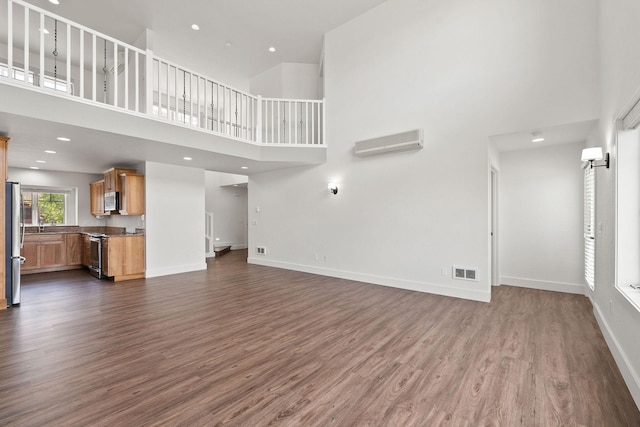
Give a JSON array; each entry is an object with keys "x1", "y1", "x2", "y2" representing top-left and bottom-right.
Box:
[{"x1": 88, "y1": 233, "x2": 106, "y2": 279}]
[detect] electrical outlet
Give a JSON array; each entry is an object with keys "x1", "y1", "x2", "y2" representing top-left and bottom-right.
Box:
[{"x1": 256, "y1": 246, "x2": 267, "y2": 255}]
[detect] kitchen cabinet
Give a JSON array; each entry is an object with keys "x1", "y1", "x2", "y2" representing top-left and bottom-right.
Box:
[
  {"x1": 102, "y1": 235, "x2": 145, "y2": 281},
  {"x1": 22, "y1": 234, "x2": 66, "y2": 273},
  {"x1": 90, "y1": 180, "x2": 105, "y2": 216},
  {"x1": 82, "y1": 234, "x2": 91, "y2": 267},
  {"x1": 21, "y1": 233, "x2": 84, "y2": 274},
  {"x1": 118, "y1": 173, "x2": 144, "y2": 215},
  {"x1": 66, "y1": 234, "x2": 83, "y2": 266},
  {"x1": 103, "y1": 167, "x2": 136, "y2": 193}
]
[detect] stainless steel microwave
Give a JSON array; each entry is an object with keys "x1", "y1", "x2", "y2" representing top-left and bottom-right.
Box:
[{"x1": 104, "y1": 191, "x2": 119, "y2": 211}]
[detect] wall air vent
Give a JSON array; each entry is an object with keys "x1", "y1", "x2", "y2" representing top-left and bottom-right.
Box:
[
  {"x1": 354, "y1": 129, "x2": 423, "y2": 157},
  {"x1": 452, "y1": 266, "x2": 478, "y2": 281}
]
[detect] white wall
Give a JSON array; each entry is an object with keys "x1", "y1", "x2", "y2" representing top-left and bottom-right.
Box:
[
  {"x1": 205, "y1": 171, "x2": 248, "y2": 250},
  {"x1": 8, "y1": 167, "x2": 104, "y2": 226},
  {"x1": 595, "y1": 0, "x2": 640, "y2": 407},
  {"x1": 250, "y1": 63, "x2": 319, "y2": 99},
  {"x1": 498, "y1": 143, "x2": 584, "y2": 293},
  {"x1": 248, "y1": 0, "x2": 599, "y2": 302},
  {"x1": 145, "y1": 162, "x2": 206, "y2": 277}
]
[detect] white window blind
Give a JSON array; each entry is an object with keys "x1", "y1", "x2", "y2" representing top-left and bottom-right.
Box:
[{"x1": 584, "y1": 166, "x2": 595, "y2": 290}]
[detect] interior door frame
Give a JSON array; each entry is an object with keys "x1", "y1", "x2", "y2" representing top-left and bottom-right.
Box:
[{"x1": 490, "y1": 166, "x2": 499, "y2": 286}]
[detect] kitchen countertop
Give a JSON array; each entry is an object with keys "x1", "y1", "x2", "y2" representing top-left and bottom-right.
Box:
[{"x1": 24, "y1": 226, "x2": 144, "y2": 236}]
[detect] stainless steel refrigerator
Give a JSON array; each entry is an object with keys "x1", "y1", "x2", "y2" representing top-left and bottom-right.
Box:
[{"x1": 5, "y1": 181, "x2": 24, "y2": 307}]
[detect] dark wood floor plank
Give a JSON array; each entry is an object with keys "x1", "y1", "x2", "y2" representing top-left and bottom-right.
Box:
[{"x1": 0, "y1": 250, "x2": 638, "y2": 426}]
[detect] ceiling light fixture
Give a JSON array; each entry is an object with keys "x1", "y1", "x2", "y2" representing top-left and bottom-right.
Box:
[
  {"x1": 29, "y1": 166, "x2": 40, "y2": 170},
  {"x1": 183, "y1": 156, "x2": 192, "y2": 161},
  {"x1": 191, "y1": 24, "x2": 200, "y2": 31},
  {"x1": 531, "y1": 131, "x2": 545, "y2": 143},
  {"x1": 268, "y1": 47, "x2": 276, "y2": 53},
  {"x1": 45, "y1": 150, "x2": 56, "y2": 154},
  {"x1": 56, "y1": 137, "x2": 70, "y2": 141},
  {"x1": 49, "y1": 0, "x2": 59, "y2": 4},
  {"x1": 241, "y1": 166, "x2": 248, "y2": 170},
  {"x1": 225, "y1": 42, "x2": 232, "y2": 48},
  {"x1": 40, "y1": 28, "x2": 49, "y2": 34},
  {"x1": 36, "y1": 160, "x2": 46, "y2": 163}
]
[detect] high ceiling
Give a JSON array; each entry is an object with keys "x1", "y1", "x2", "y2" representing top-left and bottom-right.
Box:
[{"x1": 26, "y1": 0, "x2": 390, "y2": 83}]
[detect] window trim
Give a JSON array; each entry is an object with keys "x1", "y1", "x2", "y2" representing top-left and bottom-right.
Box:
[{"x1": 21, "y1": 185, "x2": 79, "y2": 226}]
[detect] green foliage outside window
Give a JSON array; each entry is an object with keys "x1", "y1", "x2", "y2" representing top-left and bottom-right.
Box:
[{"x1": 37, "y1": 193, "x2": 65, "y2": 224}]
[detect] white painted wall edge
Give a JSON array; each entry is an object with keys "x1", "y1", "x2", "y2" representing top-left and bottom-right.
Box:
[
  {"x1": 248, "y1": 257, "x2": 491, "y2": 303},
  {"x1": 500, "y1": 276, "x2": 585, "y2": 295},
  {"x1": 593, "y1": 300, "x2": 640, "y2": 410},
  {"x1": 146, "y1": 263, "x2": 207, "y2": 278}
]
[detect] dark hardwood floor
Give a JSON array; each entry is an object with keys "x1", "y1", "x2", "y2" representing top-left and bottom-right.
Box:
[{"x1": 1, "y1": 250, "x2": 638, "y2": 426}]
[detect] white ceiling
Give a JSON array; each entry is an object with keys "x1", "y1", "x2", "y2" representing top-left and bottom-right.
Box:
[
  {"x1": 25, "y1": 0, "x2": 390, "y2": 81},
  {"x1": 489, "y1": 120, "x2": 598, "y2": 153}
]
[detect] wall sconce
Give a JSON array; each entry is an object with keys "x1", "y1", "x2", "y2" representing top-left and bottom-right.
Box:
[
  {"x1": 328, "y1": 182, "x2": 338, "y2": 195},
  {"x1": 581, "y1": 147, "x2": 610, "y2": 169}
]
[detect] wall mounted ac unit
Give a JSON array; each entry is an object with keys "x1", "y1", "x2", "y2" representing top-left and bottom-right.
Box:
[{"x1": 354, "y1": 129, "x2": 423, "y2": 157}]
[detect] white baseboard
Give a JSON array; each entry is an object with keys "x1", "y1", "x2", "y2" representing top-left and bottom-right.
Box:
[
  {"x1": 593, "y1": 301, "x2": 640, "y2": 410},
  {"x1": 146, "y1": 262, "x2": 207, "y2": 278},
  {"x1": 231, "y1": 244, "x2": 248, "y2": 250},
  {"x1": 247, "y1": 257, "x2": 490, "y2": 303},
  {"x1": 500, "y1": 276, "x2": 585, "y2": 294}
]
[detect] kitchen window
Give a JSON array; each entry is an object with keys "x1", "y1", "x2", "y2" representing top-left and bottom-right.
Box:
[{"x1": 21, "y1": 185, "x2": 78, "y2": 226}]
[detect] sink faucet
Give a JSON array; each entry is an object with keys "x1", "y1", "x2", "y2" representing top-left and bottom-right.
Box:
[{"x1": 38, "y1": 216, "x2": 45, "y2": 233}]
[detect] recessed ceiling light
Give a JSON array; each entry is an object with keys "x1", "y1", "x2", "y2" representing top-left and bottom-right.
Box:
[
  {"x1": 45, "y1": 150, "x2": 56, "y2": 154},
  {"x1": 191, "y1": 24, "x2": 200, "y2": 31},
  {"x1": 531, "y1": 131, "x2": 544, "y2": 143},
  {"x1": 29, "y1": 166, "x2": 40, "y2": 170},
  {"x1": 225, "y1": 42, "x2": 232, "y2": 48},
  {"x1": 36, "y1": 160, "x2": 46, "y2": 163},
  {"x1": 241, "y1": 166, "x2": 248, "y2": 170},
  {"x1": 49, "y1": 0, "x2": 59, "y2": 4},
  {"x1": 183, "y1": 156, "x2": 192, "y2": 161},
  {"x1": 268, "y1": 47, "x2": 276, "y2": 53},
  {"x1": 56, "y1": 137, "x2": 70, "y2": 141}
]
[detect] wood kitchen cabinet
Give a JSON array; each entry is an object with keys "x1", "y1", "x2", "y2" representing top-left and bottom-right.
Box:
[
  {"x1": 103, "y1": 167, "x2": 136, "y2": 193},
  {"x1": 66, "y1": 234, "x2": 83, "y2": 266},
  {"x1": 22, "y1": 234, "x2": 67, "y2": 273},
  {"x1": 22, "y1": 233, "x2": 84, "y2": 274},
  {"x1": 118, "y1": 173, "x2": 144, "y2": 215},
  {"x1": 90, "y1": 180, "x2": 105, "y2": 216},
  {"x1": 102, "y1": 235, "x2": 145, "y2": 281}
]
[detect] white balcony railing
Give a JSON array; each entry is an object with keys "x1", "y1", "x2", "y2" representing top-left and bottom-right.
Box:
[{"x1": 0, "y1": 0, "x2": 325, "y2": 146}]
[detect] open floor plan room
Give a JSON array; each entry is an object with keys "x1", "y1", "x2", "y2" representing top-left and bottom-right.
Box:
[{"x1": 0, "y1": 251, "x2": 638, "y2": 426}]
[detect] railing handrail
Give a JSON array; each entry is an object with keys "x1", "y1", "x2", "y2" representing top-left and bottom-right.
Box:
[
  {"x1": 153, "y1": 56, "x2": 258, "y2": 102},
  {"x1": 10, "y1": 0, "x2": 146, "y2": 56},
  {"x1": 3, "y1": 0, "x2": 326, "y2": 147},
  {"x1": 261, "y1": 97, "x2": 324, "y2": 104}
]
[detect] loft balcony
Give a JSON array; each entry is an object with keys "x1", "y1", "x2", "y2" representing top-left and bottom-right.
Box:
[{"x1": 0, "y1": 0, "x2": 326, "y2": 173}]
